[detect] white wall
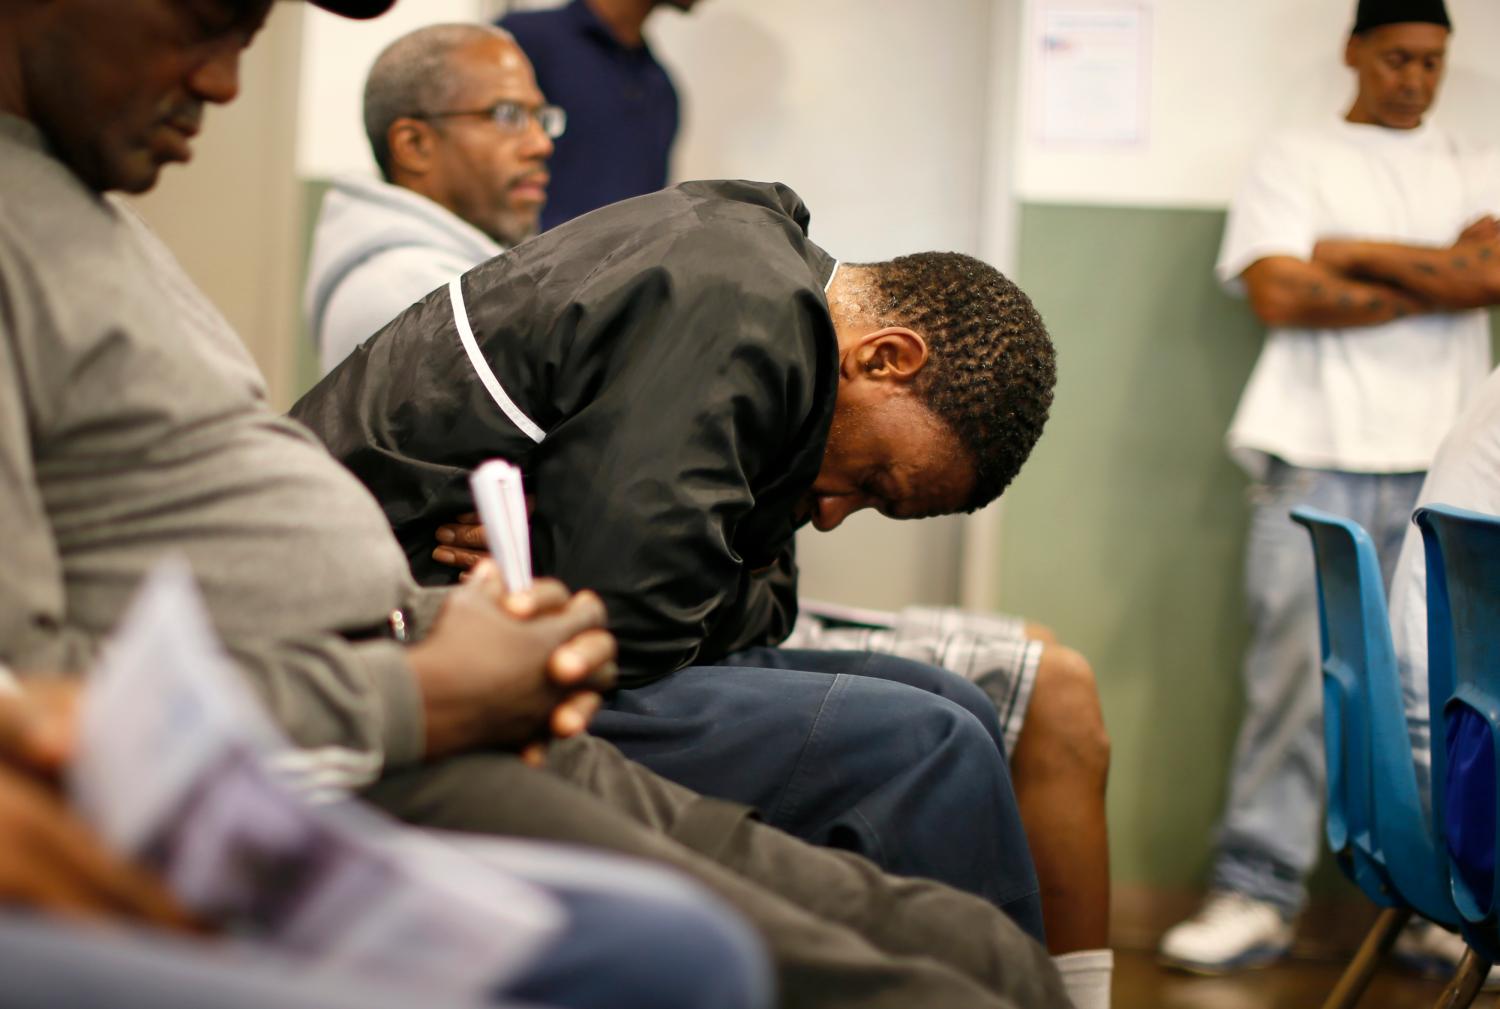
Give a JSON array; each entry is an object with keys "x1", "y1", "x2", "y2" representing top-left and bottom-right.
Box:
[
  {"x1": 653, "y1": 0, "x2": 994, "y2": 259},
  {"x1": 131, "y1": 3, "x2": 306, "y2": 407},
  {"x1": 651, "y1": 0, "x2": 1013, "y2": 609},
  {"x1": 1016, "y1": 0, "x2": 1500, "y2": 208},
  {"x1": 297, "y1": 1, "x2": 493, "y2": 178}
]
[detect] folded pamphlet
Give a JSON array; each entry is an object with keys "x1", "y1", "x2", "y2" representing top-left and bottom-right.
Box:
[
  {"x1": 469, "y1": 459, "x2": 533, "y2": 592},
  {"x1": 69, "y1": 561, "x2": 563, "y2": 998}
]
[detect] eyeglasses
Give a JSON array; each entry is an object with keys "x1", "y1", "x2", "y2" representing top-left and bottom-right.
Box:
[{"x1": 416, "y1": 101, "x2": 567, "y2": 139}]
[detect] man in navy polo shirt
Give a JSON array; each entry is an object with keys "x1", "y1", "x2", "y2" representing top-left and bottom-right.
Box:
[{"x1": 500, "y1": 0, "x2": 697, "y2": 229}]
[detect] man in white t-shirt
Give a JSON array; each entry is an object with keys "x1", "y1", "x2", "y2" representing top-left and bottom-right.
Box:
[{"x1": 1159, "y1": 0, "x2": 1500, "y2": 974}]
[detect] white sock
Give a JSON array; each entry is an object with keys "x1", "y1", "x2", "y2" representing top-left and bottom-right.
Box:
[{"x1": 1053, "y1": 948, "x2": 1113, "y2": 1009}]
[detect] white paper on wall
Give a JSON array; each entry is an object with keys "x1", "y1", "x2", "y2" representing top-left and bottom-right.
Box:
[{"x1": 1032, "y1": 3, "x2": 1151, "y2": 148}]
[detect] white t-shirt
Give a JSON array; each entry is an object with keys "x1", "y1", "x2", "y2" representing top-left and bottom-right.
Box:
[
  {"x1": 1388, "y1": 364, "x2": 1500, "y2": 806},
  {"x1": 1216, "y1": 120, "x2": 1499, "y2": 479}
]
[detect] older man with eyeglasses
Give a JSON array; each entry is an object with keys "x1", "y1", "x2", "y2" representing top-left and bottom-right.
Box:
[{"x1": 306, "y1": 23, "x2": 566, "y2": 374}]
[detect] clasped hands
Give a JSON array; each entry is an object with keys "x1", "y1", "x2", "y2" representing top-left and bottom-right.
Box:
[
  {"x1": 408, "y1": 553, "x2": 618, "y2": 765},
  {"x1": 0, "y1": 555, "x2": 617, "y2": 929}
]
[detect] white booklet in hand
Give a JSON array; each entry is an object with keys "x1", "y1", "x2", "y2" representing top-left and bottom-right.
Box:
[
  {"x1": 69, "y1": 560, "x2": 563, "y2": 998},
  {"x1": 469, "y1": 459, "x2": 532, "y2": 592}
]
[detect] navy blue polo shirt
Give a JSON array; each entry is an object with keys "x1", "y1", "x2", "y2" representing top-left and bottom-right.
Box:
[{"x1": 501, "y1": 0, "x2": 679, "y2": 231}]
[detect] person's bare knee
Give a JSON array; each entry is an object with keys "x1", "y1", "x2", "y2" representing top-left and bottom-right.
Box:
[
  {"x1": 1015, "y1": 645, "x2": 1110, "y2": 785},
  {"x1": 1022, "y1": 621, "x2": 1058, "y2": 646}
]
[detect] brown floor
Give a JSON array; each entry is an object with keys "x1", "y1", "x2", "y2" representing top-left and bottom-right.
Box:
[
  {"x1": 1115, "y1": 948, "x2": 1497, "y2": 1009},
  {"x1": 1110, "y1": 888, "x2": 1497, "y2": 1009}
]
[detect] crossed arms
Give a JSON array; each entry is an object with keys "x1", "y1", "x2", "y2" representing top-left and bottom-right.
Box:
[{"x1": 1243, "y1": 215, "x2": 1500, "y2": 328}]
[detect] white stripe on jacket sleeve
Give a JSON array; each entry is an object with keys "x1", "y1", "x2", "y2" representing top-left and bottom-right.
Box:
[{"x1": 449, "y1": 277, "x2": 546, "y2": 444}]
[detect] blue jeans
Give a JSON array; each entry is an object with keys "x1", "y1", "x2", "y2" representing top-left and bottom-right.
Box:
[
  {"x1": 591, "y1": 647, "x2": 1046, "y2": 943},
  {"x1": 1212, "y1": 460, "x2": 1423, "y2": 914}
]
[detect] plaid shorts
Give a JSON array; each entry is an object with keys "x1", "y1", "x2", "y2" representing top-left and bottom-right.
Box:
[{"x1": 782, "y1": 601, "x2": 1042, "y2": 758}]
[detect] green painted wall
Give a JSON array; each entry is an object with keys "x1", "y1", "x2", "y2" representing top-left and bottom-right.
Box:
[
  {"x1": 293, "y1": 179, "x2": 333, "y2": 398},
  {"x1": 1000, "y1": 202, "x2": 1260, "y2": 888},
  {"x1": 1000, "y1": 202, "x2": 1500, "y2": 891}
]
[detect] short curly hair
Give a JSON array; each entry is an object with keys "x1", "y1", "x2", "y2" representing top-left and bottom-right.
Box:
[{"x1": 857, "y1": 252, "x2": 1056, "y2": 510}]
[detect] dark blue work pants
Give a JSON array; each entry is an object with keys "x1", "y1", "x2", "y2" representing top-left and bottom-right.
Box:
[{"x1": 591, "y1": 647, "x2": 1045, "y2": 943}]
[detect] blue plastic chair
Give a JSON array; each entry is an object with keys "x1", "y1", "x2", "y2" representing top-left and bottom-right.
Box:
[
  {"x1": 1290, "y1": 507, "x2": 1463, "y2": 1009},
  {"x1": 1415, "y1": 504, "x2": 1500, "y2": 983}
]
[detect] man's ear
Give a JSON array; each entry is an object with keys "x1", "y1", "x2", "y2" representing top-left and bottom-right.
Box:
[
  {"x1": 387, "y1": 117, "x2": 436, "y2": 177},
  {"x1": 1344, "y1": 35, "x2": 1361, "y2": 70},
  {"x1": 848, "y1": 327, "x2": 929, "y2": 383}
]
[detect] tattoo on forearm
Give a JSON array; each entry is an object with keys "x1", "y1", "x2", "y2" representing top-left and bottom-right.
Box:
[
  {"x1": 1415, "y1": 262, "x2": 1438, "y2": 275},
  {"x1": 1452, "y1": 256, "x2": 1470, "y2": 270},
  {"x1": 1367, "y1": 297, "x2": 1385, "y2": 313},
  {"x1": 1481, "y1": 247, "x2": 1495, "y2": 261},
  {"x1": 1338, "y1": 293, "x2": 1354, "y2": 310}
]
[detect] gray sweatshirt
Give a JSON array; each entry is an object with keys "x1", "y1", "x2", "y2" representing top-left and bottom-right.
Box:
[
  {"x1": 304, "y1": 174, "x2": 502, "y2": 377},
  {"x1": 0, "y1": 115, "x2": 436, "y2": 777}
]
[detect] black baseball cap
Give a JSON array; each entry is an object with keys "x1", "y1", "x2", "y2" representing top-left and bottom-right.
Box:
[{"x1": 307, "y1": 0, "x2": 397, "y2": 18}]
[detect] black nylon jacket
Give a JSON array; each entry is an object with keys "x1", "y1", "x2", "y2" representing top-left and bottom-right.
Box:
[{"x1": 291, "y1": 180, "x2": 840, "y2": 684}]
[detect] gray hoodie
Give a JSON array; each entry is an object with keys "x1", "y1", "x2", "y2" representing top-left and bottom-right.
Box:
[{"x1": 305, "y1": 175, "x2": 503, "y2": 375}]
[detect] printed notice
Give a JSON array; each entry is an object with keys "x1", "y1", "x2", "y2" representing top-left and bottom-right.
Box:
[{"x1": 1033, "y1": 5, "x2": 1150, "y2": 146}]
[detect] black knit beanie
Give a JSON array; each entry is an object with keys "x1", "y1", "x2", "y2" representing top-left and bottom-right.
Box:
[{"x1": 1352, "y1": 0, "x2": 1451, "y2": 36}]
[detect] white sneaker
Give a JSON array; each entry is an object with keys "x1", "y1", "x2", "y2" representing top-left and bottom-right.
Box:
[
  {"x1": 1391, "y1": 920, "x2": 1500, "y2": 989},
  {"x1": 1158, "y1": 891, "x2": 1295, "y2": 974}
]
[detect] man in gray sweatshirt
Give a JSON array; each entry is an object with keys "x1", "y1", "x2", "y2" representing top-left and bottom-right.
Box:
[
  {"x1": 306, "y1": 23, "x2": 556, "y2": 373},
  {"x1": 0, "y1": 1, "x2": 1065, "y2": 1007}
]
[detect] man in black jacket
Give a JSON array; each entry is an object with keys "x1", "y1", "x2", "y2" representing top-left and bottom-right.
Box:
[
  {"x1": 298, "y1": 43, "x2": 1109, "y2": 954},
  {"x1": 295, "y1": 180, "x2": 1054, "y2": 669},
  {"x1": 293, "y1": 180, "x2": 1058, "y2": 938}
]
